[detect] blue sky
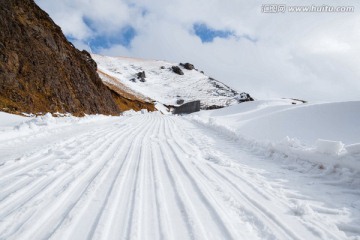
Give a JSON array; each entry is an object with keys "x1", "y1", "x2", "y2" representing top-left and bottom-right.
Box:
[
  {"x1": 79, "y1": 25, "x2": 136, "y2": 50},
  {"x1": 75, "y1": 20, "x2": 237, "y2": 50},
  {"x1": 193, "y1": 23, "x2": 235, "y2": 43},
  {"x1": 72, "y1": 20, "x2": 255, "y2": 52}
]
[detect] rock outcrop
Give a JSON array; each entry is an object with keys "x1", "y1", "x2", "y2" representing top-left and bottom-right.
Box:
[
  {"x1": 180, "y1": 63, "x2": 195, "y2": 70},
  {"x1": 137, "y1": 71, "x2": 146, "y2": 82},
  {"x1": 0, "y1": 0, "x2": 120, "y2": 115},
  {"x1": 171, "y1": 66, "x2": 184, "y2": 75}
]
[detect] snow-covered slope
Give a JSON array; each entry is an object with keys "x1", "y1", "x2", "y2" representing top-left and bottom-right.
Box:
[
  {"x1": 190, "y1": 99, "x2": 360, "y2": 170},
  {"x1": 92, "y1": 54, "x2": 252, "y2": 109},
  {"x1": 192, "y1": 99, "x2": 360, "y2": 144}
]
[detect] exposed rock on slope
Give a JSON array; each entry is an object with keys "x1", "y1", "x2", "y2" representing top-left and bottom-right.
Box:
[
  {"x1": 180, "y1": 62, "x2": 195, "y2": 70},
  {"x1": 0, "y1": 0, "x2": 121, "y2": 115},
  {"x1": 98, "y1": 70, "x2": 155, "y2": 112},
  {"x1": 93, "y1": 54, "x2": 254, "y2": 110},
  {"x1": 171, "y1": 66, "x2": 184, "y2": 75}
]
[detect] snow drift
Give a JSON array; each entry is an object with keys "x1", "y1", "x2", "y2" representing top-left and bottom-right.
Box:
[{"x1": 190, "y1": 99, "x2": 360, "y2": 171}]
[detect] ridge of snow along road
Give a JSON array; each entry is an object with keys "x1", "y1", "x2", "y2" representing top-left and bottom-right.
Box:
[{"x1": 189, "y1": 99, "x2": 360, "y2": 172}]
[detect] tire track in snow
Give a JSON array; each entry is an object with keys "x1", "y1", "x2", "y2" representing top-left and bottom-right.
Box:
[
  {"x1": 182, "y1": 119, "x2": 302, "y2": 239},
  {"x1": 148, "y1": 118, "x2": 175, "y2": 240},
  {"x1": 148, "y1": 117, "x2": 196, "y2": 240},
  {"x1": 58, "y1": 115, "x2": 155, "y2": 240},
  {"x1": 212, "y1": 163, "x2": 344, "y2": 240},
  {"x1": 47, "y1": 115, "x2": 153, "y2": 240},
  {"x1": 124, "y1": 115, "x2": 160, "y2": 240},
  {"x1": 166, "y1": 119, "x2": 278, "y2": 239},
  {"x1": 0, "y1": 123, "x2": 117, "y2": 183},
  {"x1": 167, "y1": 116, "x2": 312, "y2": 240},
  {"x1": 0, "y1": 116, "x2": 144, "y2": 239},
  {"x1": 0, "y1": 128, "x2": 118, "y2": 221},
  {"x1": 165, "y1": 137, "x2": 273, "y2": 239},
  {"x1": 158, "y1": 141, "x2": 197, "y2": 239},
  {"x1": 0, "y1": 128, "x2": 123, "y2": 239},
  {"x1": 80, "y1": 119, "x2": 148, "y2": 239},
  {"x1": 0, "y1": 126, "x2": 111, "y2": 178},
  {"x1": 74, "y1": 115, "x2": 156, "y2": 240},
  {"x1": 131, "y1": 115, "x2": 164, "y2": 240},
  {"x1": 101, "y1": 115, "x2": 155, "y2": 240},
  {"x1": 165, "y1": 117, "x2": 251, "y2": 239},
  {"x1": 0, "y1": 128, "x2": 114, "y2": 204},
  {"x1": 149, "y1": 130, "x2": 166, "y2": 239},
  {"x1": 182, "y1": 117, "x2": 346, "y2": 240},
  {"x1": 159, "y1": 117, "x2": 234, "y2": 240}
]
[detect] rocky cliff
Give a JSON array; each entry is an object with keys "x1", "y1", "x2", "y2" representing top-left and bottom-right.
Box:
[{"x1": 0, "y1": 0, "x2": 121, "y2": 115}]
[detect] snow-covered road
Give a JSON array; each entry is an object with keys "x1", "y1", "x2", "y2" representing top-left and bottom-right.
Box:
[{"x1": 0, "y1": 113, "x2": 358, "y2": 240}]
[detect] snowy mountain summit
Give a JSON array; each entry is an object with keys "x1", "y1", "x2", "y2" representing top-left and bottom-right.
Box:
[{"x1": 93, "y1": 54, "x2": 253, "y2": 110}]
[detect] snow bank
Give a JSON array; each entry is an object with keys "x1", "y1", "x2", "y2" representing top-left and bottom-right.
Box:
[
  {"x1": 315, "y1": 139, "x2": 345, "y2": 155},
  {"x1": 0, "y1": 112, "x2": 112, "y2": 141},
  {"x1": 0, "y1": 112, "x2": 27, "y2": 128},
  {"x1": 14, "y1": 113, "x2": 111, "y2": 131},
  {"x1": 189, "y1": 100, "x2": 360, "y2": 172},
  {"x1": 346, "y1": 143, "x2": 360, "y2": 155},
  {"x1": 121, "y1": 109, "x2": 163, "y2": 116}
]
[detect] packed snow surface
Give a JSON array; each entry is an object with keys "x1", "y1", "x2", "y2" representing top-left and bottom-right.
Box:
[
  {"x1": 0, "y1": 105, "x2": 359, "y2": 239},
  {"x1": 92, "y1": 54, "x2": 248, "y2": 108}
]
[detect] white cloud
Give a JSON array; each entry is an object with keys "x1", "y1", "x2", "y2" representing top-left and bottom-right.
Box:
[
  {"x1": 35, "y1": 0, "x2": 360, "y2": 102},
  {"x1": 36, "y1": 0, "x2": 134, "y2": 39}
]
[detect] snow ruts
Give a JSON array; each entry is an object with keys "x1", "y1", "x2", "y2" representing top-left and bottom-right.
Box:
[{"x1": 0, "y1": 114, "x2": 351, "y2": 240}]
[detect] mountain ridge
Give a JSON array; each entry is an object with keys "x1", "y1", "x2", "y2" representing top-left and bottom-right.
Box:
[{"x1": 93, "y1": 54, "x2": 253, "y2": 111}]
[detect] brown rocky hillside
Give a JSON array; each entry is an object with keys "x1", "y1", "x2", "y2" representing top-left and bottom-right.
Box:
[{"x1": 0, "y1": 0, "x2": 154, "y2": 115}]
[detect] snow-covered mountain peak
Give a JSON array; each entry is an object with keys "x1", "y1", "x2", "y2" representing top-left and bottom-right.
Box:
[{"x1": 92, "y1": 54, "x2": 253, "y2": 109}]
